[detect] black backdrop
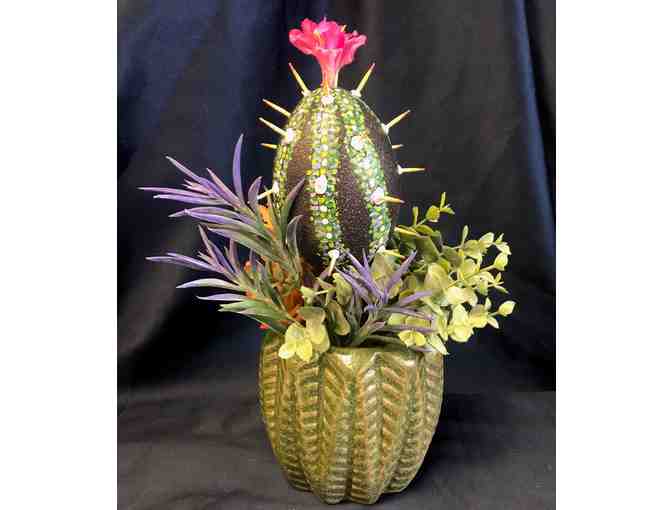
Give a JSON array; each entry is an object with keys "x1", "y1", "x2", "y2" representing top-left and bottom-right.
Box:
[{"x1": 118, "y1": 1, "x2": 555, "y2": 508}]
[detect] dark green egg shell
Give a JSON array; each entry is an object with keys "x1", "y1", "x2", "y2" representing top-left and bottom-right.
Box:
[{"x1": 272, "y1": 88, "x2": 401, "y2": 269}]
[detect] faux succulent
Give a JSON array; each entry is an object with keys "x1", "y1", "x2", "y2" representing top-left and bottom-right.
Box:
[
  {"x1": 143, "y1": 17, "x2": 516, "y2": 364},
  {"x1": 142, "y1": 136, "x2": 515, "y2": 362}
]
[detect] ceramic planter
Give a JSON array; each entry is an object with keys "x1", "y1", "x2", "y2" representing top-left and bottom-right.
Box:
[{"x1": 258, "y1": 333, "x2": 444, "y2": 504}]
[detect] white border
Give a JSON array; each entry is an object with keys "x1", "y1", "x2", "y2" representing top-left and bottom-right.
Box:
[
  {"x1": 1, "y1": 3, "x2": 116, "y2": 509},
  {"x1": 557, "y1": 2, "x2": 672, "y2": 508}
]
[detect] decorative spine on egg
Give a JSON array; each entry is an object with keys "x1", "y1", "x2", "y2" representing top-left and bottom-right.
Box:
[{"x1": 259, "y1": 19, "x2": 424, "y2": 269}]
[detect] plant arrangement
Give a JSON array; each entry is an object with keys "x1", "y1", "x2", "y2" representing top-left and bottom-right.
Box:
[
  {"x1": 142, "y1": 17, "x2": 516, "y2": 504},
  {"x1": 143, "y1": 147, "x2": 515, "y2": 360}
]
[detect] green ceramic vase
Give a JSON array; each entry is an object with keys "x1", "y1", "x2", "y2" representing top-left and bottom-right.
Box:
[{"x1": 258, "y1": 332, "x2": 444, "y2": 504}]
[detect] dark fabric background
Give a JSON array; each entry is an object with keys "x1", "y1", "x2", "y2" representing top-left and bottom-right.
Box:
[{"x1": 118, "y1": 1, "x2": 555, "y2": 508}]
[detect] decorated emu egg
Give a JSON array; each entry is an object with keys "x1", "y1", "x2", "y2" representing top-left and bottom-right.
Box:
[{"x1": 272, "y1": 87, "x2": 401, "y2": 268}]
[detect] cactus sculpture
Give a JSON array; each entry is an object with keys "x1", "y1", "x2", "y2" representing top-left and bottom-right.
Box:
[{"x1": 259, "y1": 19, "x2": 423, "y2": 270}]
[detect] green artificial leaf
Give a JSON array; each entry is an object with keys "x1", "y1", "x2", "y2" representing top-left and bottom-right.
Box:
[
  {"x1": 399, "y1": 330, "x2": 426, "y2": 347},
  {"x1": 298, "y1": 306, "x2": 326, "y2": 324},
  {"x1": 332, "y1": 273, "x2": 352, "y2": 306},
  {"x1": 447, "y1": 303, "x2": 474, "y2": 342},
  {"x1": 307, "y1": 323, "x2": 329, "y2": 346},
  {"x1": 461, "y1": 225, "x2": 469, "y2": 245},
  {"x1": 437, "y1": 258, "x2": 452, "y2": 273},
  {"x1": 460, "y1": 259, "x2": 479, "y2": 279},
  {"x1": 463, "y1": 240, "x2": 483, "y2": 258},
  {"x1": 442, "y1": 247, "x2": 462, "y2": 268},
  {"x1": 387, "y1": 313, "x2": 407, "y2": 326},
  {"x1": 494, "y1": 252, "x2": 509, "y2": 270},
  {"x1": 403, "y1": 274, "x2": 422, "y2": 293},
  {"x1": 415, "y1": 224, "x2": 438, "y2": 237},
  {"x1": 314, "y1": 334, "x2": 330, "y2": 354},
  {"x1": 406, "y1": 316, "x2": 431, "y2": 330},
  {"x1": 280, "y1": 324, "x2": 303, "y2": 359},
  {"x1": 469, "y1": 305, "x2": 489, "y2": 328},
  {"x1": 427, "y1": 333, "x2": 448, "y2": 354},
  {"x1": 296, "y1": 337, "x2": 313, "y2": 362},
  {"x1": 425, "y1": 205, "x2": 441, "y2": 223},
  {"x1": 445, "y1": 287, "x2": 468, "y2": 305},
  {"x1": 285, "y1": 322, "x2": 304, "y2": 342},
  {"x1": 278, "y1": 339, "x2": 296, "y2": 359},
  {"x1": 479, "y1": 232, "x2": 495, "y2": 247},
  {"x1": 452, "y1": 304, "x2": 469, "y2": 323},
  {"x1": 495, "y1": 241, "x2": 511, "y2": 256},
  {"x1": 301, "y1": 286, "x2": 317, "y2": 305},
  {"x1": 450, "y1": 325, "x2": 473, "y2": 342},
  {"x1": 327, "y1": 301, "x2": 350, "y2": 336},
  {"x1": 434, "y1": 311, "x2": 450, "y2": 340},
  {"x1": 414, "y1": 235, "x2": 440, "y2": 262},
  {"x1": 498, "y1": 300, "x2": 516, "y2": 316},
  {"x1": 424, "y1": 263, "x2": 451, "y2": 297},
  {"x1": 371, "y1": 253, "x2": 395, "y2": 288},
  {"x1": 395, "y1": 226, "x2": 423, "y2": 239}
]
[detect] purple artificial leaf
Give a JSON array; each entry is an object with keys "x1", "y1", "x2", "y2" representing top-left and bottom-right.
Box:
[
  {"x1": 227, "y1": 238, "x2": 242, "y2": 274},
  {"x1": 183, "y1": 181, "x2": 211, "y2": 194},
  {"x1": 139, "y1": 187, "x2": 207, "y2": 198},
  {"x1": 165, "y1": 156, "x2": 204, "y2": 183},
  {"x1": 181, "y1": 207, "x2": 257, "y2": 227},
  {"x1": 186, "y1": 211, "x2": 242, "y2": 225},
  {"x1": 384, "y1": 307, "x2": 432, "y2": 320},
  {"x1": 147, "y1": 254, "x2": 213, "y2": 272},
  {"x1": 344, "y1": 251, "x2": 384, "y2": 300},
  {"x1": 247, "y1": 176, "x2": 262, "y2": 211},
  {"x1": 286, "y1": 215, "x2": 302, "y2": 259},
  {"x1": 176, "y1": 278, "x2": 239, "y2": 290},
  {"x1": 350, "y1": 267, "x2": 385, "y2": 302},
  {"x1": 198, "y1": 225, "x2": 216, "y2": 261},
  {"x1": 382, "y1": 324, "x2": 436, "y2": 335},
  {"x1": 200, "y1": 233, "x2": 234, "y2": 276},
  {"x1": 197, "y1": 251, "x2": 216, "y2": 267},
  {"x1": 164, "y1": 157, "x2": 222, "y2": 199},
  {"x1": 335, "y1": 269, "x2": 372, "y2": 305},
  {"x1": 232, "y1": 134, "x2": 245, "y2": 203},
  {"x1": 196, "y1": 293, "x2": 246, "y2": 302},
  {"x1": 396, "y1": 290, "x2": 434, "y2": 307},
  {"x1": 364, "y1": 302, "x2": 385, "y2": 313},
  {"x1": 368, "y1": 321, "x2": 386, "y2": 334},
  {"x1": 248, "y1": 249, "x2": 258, "y2": 270},
  {"x1": 205, "y1": 168, "x2": 240, "y2": 207},
  {"x1": 170, "y1": 207, "x2": 233, "y2": 218},
  {"x1": 345, "y1": 250, "x2": 368, "y2": 278},
  {"x1": 384, "y1": 251, "x2": 417, "y2": 295},
  {"x1": 153, "y1": 194, "x2": 223, "y2": 206},
  {"x1": 285, "y1": 178, "x2": 305, "y2": 207}
]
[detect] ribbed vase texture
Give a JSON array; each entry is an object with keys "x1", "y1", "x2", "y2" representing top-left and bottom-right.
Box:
[{"x1": 258, "y1": 333, "x2": 444, "y2": 504}]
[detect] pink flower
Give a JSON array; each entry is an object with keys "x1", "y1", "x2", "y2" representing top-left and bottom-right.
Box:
[{"x1": 289, "y1": 18, "x2": 367, "y2": 89}]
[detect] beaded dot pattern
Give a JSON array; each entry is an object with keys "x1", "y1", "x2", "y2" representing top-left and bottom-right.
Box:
[
  {"x1": 335, "y1": 89, "x2": 391, "y2": 254},
  {"x1": 272, "y1": 87, "x2": 394, "y2": 265},
  {"x1": 272, "y1": 93, "x2": 314, "y2": 203},
  {"x1": 306, "y1": 90, "x2": 345, "y2": 256}
]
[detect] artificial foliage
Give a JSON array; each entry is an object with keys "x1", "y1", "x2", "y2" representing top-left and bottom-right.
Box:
[
  {"x1": 143, "y1": 17, "x2": 516, "y2": 364},
  {"x1": 143, "y1": 135, "x2": 515, "y2": 363}
]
